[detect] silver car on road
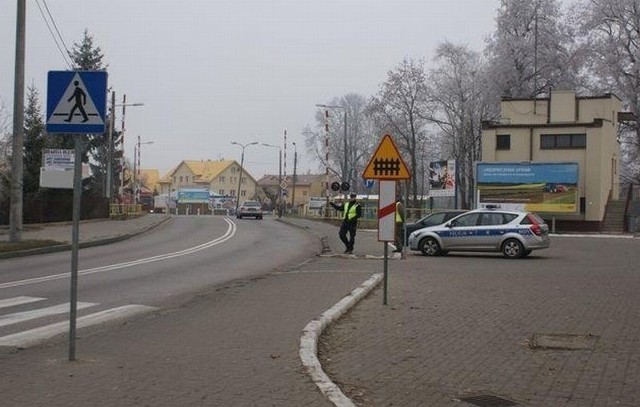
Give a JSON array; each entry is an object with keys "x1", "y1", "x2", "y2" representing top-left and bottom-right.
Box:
[{"x1": 408, "y1": 208, "x2": 550, "y2": 258}]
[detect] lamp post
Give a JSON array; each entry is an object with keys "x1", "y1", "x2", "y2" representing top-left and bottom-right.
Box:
[
  {"x1": 231, "y1": 141, "x2": 258, "y2": 214},
  {"x1": 106, "y1": 92, "x2": 143, "y2": 201},
  {"x1": 133, "y1": 136, "x2": 154, "y2": 205},
  {"x1": 316, "y1": 104, "x2": 348, "y2": 189},
  {"x1": 261, "y1": 143, "x2": 283, "y2": 217}
]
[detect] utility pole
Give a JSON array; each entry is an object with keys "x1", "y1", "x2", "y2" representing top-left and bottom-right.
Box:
[
  {"x1": 9, "y1": 0, "x2": 26, "y2": 243},
  {"x1": 106, "y1": 91, "x2": 115, "y2": 200}
]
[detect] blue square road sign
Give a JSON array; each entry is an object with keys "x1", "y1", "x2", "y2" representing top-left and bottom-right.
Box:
[{"x1": 47, "y1": 71, "x2": 108, "y2": 134}]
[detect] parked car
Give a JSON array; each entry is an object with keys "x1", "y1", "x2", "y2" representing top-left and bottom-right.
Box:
[
  {"x1": 408, "y1": 208, "x2": 550, "y2": 258},
  {"x1": 237, "y1": 200, "x2": 263, "y2": 219}
]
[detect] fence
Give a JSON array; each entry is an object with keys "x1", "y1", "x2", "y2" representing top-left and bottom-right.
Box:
[{"x1": 109, "y1": 204, "x2": 142, "y2": 219}]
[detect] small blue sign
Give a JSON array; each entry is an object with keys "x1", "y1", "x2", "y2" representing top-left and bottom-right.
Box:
[
  {"x1": 364, "y1": 179, "x2": 375, "y2": 189},
  {"x1": 47, "y1": 71, "x2": 108, "y2": 134}
]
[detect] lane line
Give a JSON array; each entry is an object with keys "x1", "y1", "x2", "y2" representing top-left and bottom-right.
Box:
[
  {"x1": 0, "y1": 302, "x2": 96, "y2": 328},
  {"x1": 0, "y1": 304, "x2": 156, "y2": 348},
  {"x1": 0, "y1": 296, "x2": 45, "y2": 309},
  {"x1": 0, "y1": 218, "x2": 237, "y2": 290}
]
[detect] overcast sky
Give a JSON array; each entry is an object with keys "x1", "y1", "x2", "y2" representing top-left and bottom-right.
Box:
[{"x1": 1, "y1": 0, "x2": 500, "y2": 179}]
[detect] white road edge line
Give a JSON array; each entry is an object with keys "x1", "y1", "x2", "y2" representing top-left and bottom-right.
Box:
[
  {"x1": 0, "y1": 218, "x2": 237, "y2": 290},
  {"x1": 299, "y1": 273, "x2": 383, "y2": 407},
  {"x1": 0, "y1": 304, "x2": 156, "y2": 348}
]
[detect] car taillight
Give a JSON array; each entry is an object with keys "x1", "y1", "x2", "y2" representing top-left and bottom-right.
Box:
[{"x1": 527, "y1": 214, "x2": 542, "y2": 236}]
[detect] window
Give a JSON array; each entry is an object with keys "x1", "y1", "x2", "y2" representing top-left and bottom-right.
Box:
[
  {"x1": 481, "y1": 213, "x2": 517, "y2": 226},
  {"x1": 185, "y1": 176, "x2": 189, "y2": 183},
  {"x1": 230, "y1": 189, "x2": 236, "y2": 196},
  {"x1": 452, "y1": 213, "x2": 481, "y2": 227},
  {"x1": 540, "y1": 134, "x2": 586, "y2": 149},
  {"x1": 219, "y1": 176, "x2": 225, "y2": 183},
  {"x1": 231, "y1": 167, "x2": 236, "y2": 174},
  {"x1": 219, "y1": 189, "x2": 225, "y2": 195},
  {"x1": 303, "y1": 190, "x2": 308, "y2": 196},
  {"x1": 240, "y1": 190, "x2": 246, "y2": 197},
  {"x1": 496, "y1": 134, "x2": 511, "y2": 150},
  {"x1": 179, "y1": 176, "x2": 183, "y2": 183}
]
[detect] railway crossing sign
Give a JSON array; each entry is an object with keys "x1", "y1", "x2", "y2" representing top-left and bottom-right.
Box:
[
  {"x1": 362, "y1": 134, "x2": 411, "y2": 180},
  {"x1": 47, "y1": 71, "x2": 108, "y2": 134}
]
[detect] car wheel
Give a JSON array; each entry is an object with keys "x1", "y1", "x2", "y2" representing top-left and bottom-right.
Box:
[
  {"x1": 257, "y1": 216, "x2": 263, "y2": 220},
  {"x1": 502, "y1": 238, "x2": 524, "y2": 259},
  {"x1": 237, "y1": 215, "x2": 242, "y2": 219},
  {"x1": 419, "y1": 237, "x2": 441, "y2": 256}
]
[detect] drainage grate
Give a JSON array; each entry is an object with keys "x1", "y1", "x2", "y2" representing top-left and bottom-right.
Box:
[{"x1": 460, "y1": 394, "x2": 517, "y2": 407}]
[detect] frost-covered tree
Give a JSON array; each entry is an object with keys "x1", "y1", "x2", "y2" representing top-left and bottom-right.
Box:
[
  {"x1": 303, "y1": 93, "x2": 377, "y2": 194},
  {"x1": 486, "y1": 0, "x2": 582, "y2": 99},
  {"x1": 370, "y1": 58, "x2": 430, "y2": 204},
  {"x1": 572, "y1": 0, "x2": 640, "y2": 183},
  {"x1": 425, "y1": 42, "x2": 494, "y2": 208}
]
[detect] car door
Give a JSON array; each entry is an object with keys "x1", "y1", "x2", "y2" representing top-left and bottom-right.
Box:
[
  {"x1": 441, "y1": 212, "x2": 481, "y2": 249},
  {"x1": 476, "y1": 212, "x2": 518, "y2": 249}
]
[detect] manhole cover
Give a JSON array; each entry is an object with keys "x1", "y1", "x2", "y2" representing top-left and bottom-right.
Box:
[
  {"x1": 530, "y1": 333, "x2": 599, "y2": 351},
  {"x1": 460, "y1": 394, "x2": 517, "y2": 406}
]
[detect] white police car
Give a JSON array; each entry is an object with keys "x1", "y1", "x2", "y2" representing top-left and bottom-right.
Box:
[{"x1": 407, "y1": 208, "x2": 550, "y2": 259}]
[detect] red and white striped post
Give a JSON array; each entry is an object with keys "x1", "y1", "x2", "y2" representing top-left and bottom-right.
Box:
[{"x1": 324, "y1": 110, "x2": 330, "y2": 217}]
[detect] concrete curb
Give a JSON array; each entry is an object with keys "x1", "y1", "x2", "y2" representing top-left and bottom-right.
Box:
[
  {"x1": 0, "y1": 216, "x2": 172, "y2": 260},
  {"x1": 300, "y1": 273, "x2": 383, "y2": 407}
]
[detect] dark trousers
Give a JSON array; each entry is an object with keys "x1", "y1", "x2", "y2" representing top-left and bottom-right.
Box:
[{"x1": 339, "y1": 221, "x2": 357, "y2": 251}]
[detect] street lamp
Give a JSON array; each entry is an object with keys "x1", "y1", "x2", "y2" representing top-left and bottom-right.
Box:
[
  {"x1": 231, "y1": 141, "x2": 258, "y2": 214},
  {"x1": 315, "y1": 104, "x2": 348, "y2": 188},
  {"x1": 133, "y1": 135, "x2": 154, "y2": 205},
  {"x1": 261, "y1": 143, "x2": 283, "y2": 217},
  {"x1": 106, "y1": 91, "x2": 144, "y2": 201}
]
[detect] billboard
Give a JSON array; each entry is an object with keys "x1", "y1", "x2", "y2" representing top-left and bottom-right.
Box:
[
  {"x1": 476, "y1": 162, "x2": 579, "y2": 213},
  {"x1": 177, "y1": 188, "x2": 210, "y2": 204},
  {"x1": 428, "y1": 160, "x2": 456, "y2": 197}
]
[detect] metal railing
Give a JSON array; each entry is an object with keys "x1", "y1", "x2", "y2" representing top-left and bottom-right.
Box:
[{"x1": 109, "y1": 204, "x2": 142, "y2": 219}]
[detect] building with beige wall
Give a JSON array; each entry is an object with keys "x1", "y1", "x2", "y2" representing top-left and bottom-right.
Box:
[
  {"x1": 481, "y1": 91, "x2": 632, "y2": 229},
  {"x1": 158, "y1": 159, "x2": 260, "y2": 202}
]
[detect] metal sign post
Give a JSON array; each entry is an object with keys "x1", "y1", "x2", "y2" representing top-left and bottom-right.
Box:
[
  {"x1": 362, "y1": 134, "x2": 411, "y2": 306},
  {"x1": 47, "y1": 70, "x2": 107, "y2": 361}
]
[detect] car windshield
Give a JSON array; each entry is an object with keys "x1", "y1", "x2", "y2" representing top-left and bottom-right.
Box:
[{"x1": 242, "y1": 201, "x2": 261, "y2": 207}]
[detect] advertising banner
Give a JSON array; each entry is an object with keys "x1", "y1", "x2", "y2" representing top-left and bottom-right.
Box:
[
  {"x1": 428, "y1": 160, "x2": 456, "y2": 197},
  {"x1": 476, "y1": 162, "x2": 579, "y2": 213},
  {"x1": 177, "y1": 188, "x2": 210, "y2": 204}
]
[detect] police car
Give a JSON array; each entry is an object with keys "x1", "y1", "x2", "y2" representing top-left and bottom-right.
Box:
[{"x1": 407, "y1": 208, "x2": 550, "y2": 259}]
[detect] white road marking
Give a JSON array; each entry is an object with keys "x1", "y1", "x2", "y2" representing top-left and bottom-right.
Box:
[
  {"x1": 0, "y1": 218, "x2": 237, "y2": 290},
  {"x1": 0, "y1": 304, "x2": 156, "y2": 348},
  {"x1": 0, "y1": 296, "x2": 45, "y2": 309},
  {"x1": 0, "y1": 302, "x2": 96, "y2": 328}
]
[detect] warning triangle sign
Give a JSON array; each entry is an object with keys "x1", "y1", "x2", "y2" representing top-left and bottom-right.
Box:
[
  {"x1": 48, "y1": 73, "x2": 104, "y2": 126},
  {"x1": 362, "y1": 134, "x2": 411, "y2": 180}
]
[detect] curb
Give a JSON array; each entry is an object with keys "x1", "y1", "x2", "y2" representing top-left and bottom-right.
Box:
[
  {"x1": 300, "y1": 273, "x2": 383, "y2": 407},
  {"x1": 0, "y1": 216, "x2": 172, "y2": 260}
]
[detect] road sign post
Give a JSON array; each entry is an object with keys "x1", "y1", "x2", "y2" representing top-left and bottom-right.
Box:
[
  {"x1": 47, "y1": 70, "x2": 108, "y2": 361},
  {"x1": 362, "y1": 134, "x2": 411, "y2": 305}
]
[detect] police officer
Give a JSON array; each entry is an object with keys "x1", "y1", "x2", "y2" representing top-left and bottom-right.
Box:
[
  {"x1": 330, "y1": 193, "x2": 362, "y2": 254},
  {"x1": 394, "y1": 198, "x2": 405, "y2": 252}
]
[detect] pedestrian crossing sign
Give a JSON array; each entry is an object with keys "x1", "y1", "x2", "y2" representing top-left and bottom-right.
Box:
[
  {"x1": 362, "y1": 134, "x2": 411, "y2": 180},
  {"x1": 47, "y1": 71, "x2": 108, "y2": 134}
]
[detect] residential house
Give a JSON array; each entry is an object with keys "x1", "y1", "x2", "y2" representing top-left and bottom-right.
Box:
[{"x1": 158, "y1": 159, "x2": 261, "y2": 203}]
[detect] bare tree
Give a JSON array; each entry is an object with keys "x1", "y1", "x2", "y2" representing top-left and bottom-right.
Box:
[
  {"x1": 572, "y1": 0, "x2": 640, "y2": 183},
  {"x1": 425, "y1": 42, "x2": 494, "y2": 208},
  {"x1": 370, "y1": 57, "x2": 430, "y2": 204},
  {"x1": 303, "y1": 93, "x2": 378, "y2": 193}
]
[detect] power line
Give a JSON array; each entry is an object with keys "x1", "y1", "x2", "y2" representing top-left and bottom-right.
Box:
[
  {"x1": 34, "y1": 0, "x2": 74, "y2": 69},
  {"x1": 42, "y1": 0, "x2": 74, "y2": 63}
]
